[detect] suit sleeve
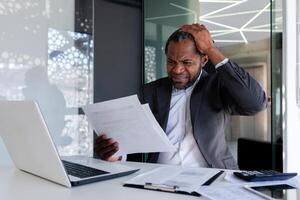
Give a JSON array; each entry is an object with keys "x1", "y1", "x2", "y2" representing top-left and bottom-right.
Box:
[{"x1": 216, "y1": 60, "x2": 267, "y2": 115}]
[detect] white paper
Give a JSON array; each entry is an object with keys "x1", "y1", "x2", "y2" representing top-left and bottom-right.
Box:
[
  {"x1": 82, "y1": 95, "x2": 176, "y2": 155},
  {"x1": 196, "y1": 185, "x2": 267, "y2": 200},
  {"x1": 125, "y1": 166, "x2": 219, "y2": 193}
]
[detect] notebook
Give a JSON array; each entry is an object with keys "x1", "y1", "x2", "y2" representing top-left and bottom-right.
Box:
[{"x1": 0, "y1": 100, "x2": 139, "y2": 187}]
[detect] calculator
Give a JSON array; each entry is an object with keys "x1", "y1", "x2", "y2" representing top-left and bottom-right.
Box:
[{"x1": 233, "y1": 170, "x2": 297, "y2": 182}]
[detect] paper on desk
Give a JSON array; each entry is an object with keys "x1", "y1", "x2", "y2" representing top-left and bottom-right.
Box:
[
  {"x1": 196, "y1": 185, "x2": 267, "y2": 200},
  {"x1": 82, "y1": 95, "x2": 176, "y2": 155},
  {"x1": 125, "y1": 166, "x2": 218, "y2": 193}
]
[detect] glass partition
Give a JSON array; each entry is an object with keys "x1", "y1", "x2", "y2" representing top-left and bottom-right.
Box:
[
  {"x1": 144, "y1": 0, "x2": 199, "y2": 83},
  {"x1": 271, "y1": 0, "x2": 282, "y2": 169},
  {"x1": 0, "y1": 0, "x2": 93, "y2": 156}
]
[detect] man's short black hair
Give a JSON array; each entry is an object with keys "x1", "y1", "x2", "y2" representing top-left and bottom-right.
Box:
[{"x1": 164, "y1": 29, "x2": 202, "y2": 55}]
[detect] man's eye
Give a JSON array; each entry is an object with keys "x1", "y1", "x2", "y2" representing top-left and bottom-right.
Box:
[
  {"x1": 183, "y1": 61, "x2": 192, "y2": 66},
  {"x1": 167, "y1": 60, "x2": 175, "y2": 64}
]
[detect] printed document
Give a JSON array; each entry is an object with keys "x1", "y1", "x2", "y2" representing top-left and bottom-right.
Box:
[
  {"x1": 124, "y1": 166, "x2": 219, "y2": 194},
  {"x1": 196, "y1": 185, "x2": 267, "y2": 200},
  {"x1": 82, "y1": 95, "x2": 175, "y2": 155}
]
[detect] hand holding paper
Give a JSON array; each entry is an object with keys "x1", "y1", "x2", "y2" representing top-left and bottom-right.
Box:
[
  {"x1": 83, "y1": 95, "x2": 176, "y2": 156},
  {"x1": 94, "y1": 134, "x2": 121, "y2": 161}
]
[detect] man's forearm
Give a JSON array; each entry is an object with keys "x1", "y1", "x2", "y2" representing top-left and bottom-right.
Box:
[{"x1": 204, "y1": 47, "x2": 226, "y2": 66}]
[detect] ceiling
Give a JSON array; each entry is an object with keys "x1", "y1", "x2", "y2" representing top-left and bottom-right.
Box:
[{"x1": 145, "y1": 0, "x2": 282, "y2": 46}]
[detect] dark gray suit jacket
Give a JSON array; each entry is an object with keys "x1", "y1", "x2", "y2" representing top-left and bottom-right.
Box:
[{"x1": 129, "y1": 60, "x2": 267, "y2": 169}]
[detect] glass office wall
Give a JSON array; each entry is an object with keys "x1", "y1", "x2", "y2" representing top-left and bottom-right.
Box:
[
  {"x1": 144, "y1": 0, "x2": 275, "y2": 164},
  {"x1": 271, "y1": 0, "x2": 282, "y2": 169},
  {"x1": 0, "y1": 0, "x2": 93, "y2": 156},
  {"x1": 144, "y1": 0, "x2": 199, "y2": 83}
]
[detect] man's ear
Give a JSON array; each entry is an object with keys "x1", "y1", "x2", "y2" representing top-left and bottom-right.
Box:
[{"x1": 200, "y1": 55, "x2": 209, "y2": 67}]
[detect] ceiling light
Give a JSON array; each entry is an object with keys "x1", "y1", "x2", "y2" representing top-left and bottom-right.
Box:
[
  {"x1": 200, "y1": 0, "x2": 247, "y2": 18},
  {"x1": 199, "y1": 0, "x2": 243, "y2": 3},
  {"x1": 145, "y1": 13, "x2": 192, "y2": 21},
  {"x1": 241, "y1": 2, "x2": 270, "y2": 29},
  {"x1": 239, "y1": 31, "x2": 248, "y2": 43}
]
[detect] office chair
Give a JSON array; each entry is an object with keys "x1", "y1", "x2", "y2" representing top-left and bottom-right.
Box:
[{"x1": 237, "y1": 138, "x2": 283, "y2": 172}]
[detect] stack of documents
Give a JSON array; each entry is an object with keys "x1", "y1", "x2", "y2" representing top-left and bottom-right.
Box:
[
  {"x1": 124, "y1": 165, "x2": 222, "y2": 196},
  {"x1": 124, "y1": 166, "x2": 300, "y2": 199},
  {"x1": 83, "y1": 95, "x2": 176, "y2": 155}
]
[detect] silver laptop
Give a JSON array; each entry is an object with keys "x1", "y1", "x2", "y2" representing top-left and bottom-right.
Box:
[{"x1": 0, "y1": 100, "x2": 139, "y2": 187}]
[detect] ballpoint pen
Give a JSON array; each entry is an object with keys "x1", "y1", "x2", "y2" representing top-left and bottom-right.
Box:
[{"x1": 202, "y1": 170, "x2": 225, "y2": 186}]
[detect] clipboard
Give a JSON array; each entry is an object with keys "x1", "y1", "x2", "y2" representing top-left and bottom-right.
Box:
[
  {"x1": 123, "y1": 182, "x2": 201, "y2": 196},
  {"x1": 123, "y1": 167, "x2": 224, "y2": 196}
]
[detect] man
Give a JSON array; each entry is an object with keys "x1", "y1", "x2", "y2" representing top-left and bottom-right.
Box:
[{"x1": 94, "y1": 24, "x2": 267, "y2": 169}]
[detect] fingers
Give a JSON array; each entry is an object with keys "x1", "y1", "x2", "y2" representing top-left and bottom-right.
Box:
[
  {"x1": 102, "y1": 146, "x2": 119, "y2": 160},
  {"x1": 180, "y1": 23, "x2": 207, "y2": 32},
  {"x1": 95, "y1": 134, "x2": 113, "y2": 149},
  {"x1": 107, "y1": 155, "x2": 122, "y2": 162},
  {"x1": 94, "y1": 134, "x2": 119, "y2": 161},
  {"x1": 180, "y1": 23, "x2": 214, "y2": 54},
  {"x1": 100, "y1": 141, "x2": 119, "y2": 157}
]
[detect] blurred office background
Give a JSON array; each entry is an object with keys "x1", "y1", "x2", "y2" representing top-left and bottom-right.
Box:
[
  {"x1": 1, "y1": 0, "x2": 300, "y2": 173},
  {"x1": 144, "y1": 0, "x2": 279, "y2": 170},
  {"x1": 0, "y1": 0, "x2": 94, "y2": 159}
]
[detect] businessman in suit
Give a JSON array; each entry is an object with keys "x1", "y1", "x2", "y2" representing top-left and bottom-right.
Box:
[{"x1": 95, "y1": 24, "x2": 267, "y2": 169}]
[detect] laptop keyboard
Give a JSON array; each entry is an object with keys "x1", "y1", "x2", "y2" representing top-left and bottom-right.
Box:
[{"x1": 62, "y1": 160, "x2": 109, "y2": 178}]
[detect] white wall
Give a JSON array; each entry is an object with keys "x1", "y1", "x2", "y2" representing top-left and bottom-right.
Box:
[{"x1": 283, "y1": 0, "x2": 300, "y2": 173}]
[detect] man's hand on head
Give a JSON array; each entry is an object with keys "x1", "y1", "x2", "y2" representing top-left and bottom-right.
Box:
[
  {"x1": 180, "y1": 24, "x2": 225, "y2": 65},
  {"x1": 180, "y1": 24, "x2": 214, "y2": 54},
  {"x1": 94, "y1": 134, "x2": 121, "y2": 162}
]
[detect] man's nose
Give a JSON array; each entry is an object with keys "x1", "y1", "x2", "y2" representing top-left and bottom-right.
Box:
[{"x1": 172, "y1": 64, "x2": 185, "y2": 74}]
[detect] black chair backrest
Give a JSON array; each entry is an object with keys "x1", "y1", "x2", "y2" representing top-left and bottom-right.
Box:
[{"x1": 237, "y1": 138, "x2": 282, "y2": 172}]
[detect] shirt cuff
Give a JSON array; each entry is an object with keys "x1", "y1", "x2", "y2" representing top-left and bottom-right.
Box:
[
  {"x1": 120, "y1": 154, "x2": 127, "y2": 161},
  {"x1": 215, "y1": 58, "x2": 229, "y2": 69}
]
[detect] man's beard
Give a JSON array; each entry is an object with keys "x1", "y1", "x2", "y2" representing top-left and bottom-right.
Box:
[{"x1": 170, "y1": 70, "x2": 202, "y2": 89}]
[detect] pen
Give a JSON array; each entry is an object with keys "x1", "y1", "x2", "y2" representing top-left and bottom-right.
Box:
[
  {"x1": 143, "y1": 182, "x2": 201, "y2": 196},
  {"x1": 202, "y1": 170, "x2": 225, "y2": 186},
  {"x1": 144, "y1": 182, "x2": 179, "y2": 192}
]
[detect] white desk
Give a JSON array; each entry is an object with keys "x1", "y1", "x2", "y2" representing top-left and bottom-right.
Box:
[
  {"x1": 2, "y1": 161, "x2": 300, "y2": 200},
  {"x1": 0, "y1": 161, "x2": 212, "y2": 200}
]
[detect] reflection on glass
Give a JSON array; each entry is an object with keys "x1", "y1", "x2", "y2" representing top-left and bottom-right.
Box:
[
  {"x1": 58, "y1": 115, "x2": 91, "y2": 156},
  {"x1": 0, "y1": 0, "x2": 93, "y2": 157},
  {"x1": 23, "y1": 66, "x2": 71, "y2": 146},
  {"x1": 145, "y1": 46, "x2": 157, "y2": 83},
  {"x1": 47, "y1": 28, "x2": 93, "y2": 108},
  {"x1": 47, "y1": 28, "x2": 93, "y2": 156}
]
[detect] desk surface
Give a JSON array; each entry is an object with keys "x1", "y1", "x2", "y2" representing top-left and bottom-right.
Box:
[
  {"x1": 0, "y1": 161, "x2": 213, "y2": 200},
  {"x1": 2, "y1": 161, "x2": 300, "y2": 200}
]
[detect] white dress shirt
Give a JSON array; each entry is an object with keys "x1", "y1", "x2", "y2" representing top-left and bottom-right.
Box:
[
  {"x1": 157, "y1": 70, "x2": 209, "y2": 167},
  {"x1": 157, "y1": 59, "x2": 228, "y2": 167},
  {"x1": 121, "y1": 59, "x2": 228, "y2": 163}
]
